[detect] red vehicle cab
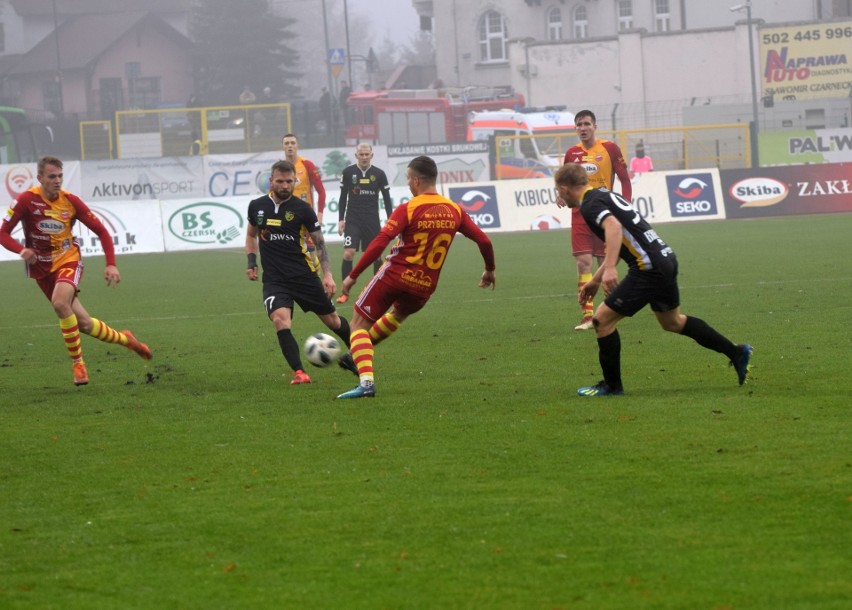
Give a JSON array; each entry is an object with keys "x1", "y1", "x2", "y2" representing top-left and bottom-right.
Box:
[{"x1": 343, "y1": 87, "x2": 525, "y2": 145}]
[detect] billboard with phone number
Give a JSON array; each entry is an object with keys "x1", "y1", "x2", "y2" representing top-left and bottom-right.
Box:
[{"x1": 759, "y1": 20, "x2": 852, "y2": 101}]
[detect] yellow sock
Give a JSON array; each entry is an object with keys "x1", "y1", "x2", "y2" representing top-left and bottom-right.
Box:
[
  {"x1": 579, "y1": 273, "x2": 594, "y2": 318},
  {"x1": 350, "y1": 329, "x2": 374, "y2": 384},
  {"x1": 89, "y1": 318, "x2": 129, "y2": 346},
  {"x1": 369, "y1": 313, "x2": 401, "y2": 346},
  {"x1": 59, "y1": 314, "x2": 83, "y2": 361}
]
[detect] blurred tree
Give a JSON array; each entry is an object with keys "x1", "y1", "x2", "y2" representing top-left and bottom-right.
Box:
[
  {"x1": 189, "y1": 0, "x2": 300, "y2": 105},
  {"x1": 400, "y1": 31, "x2": 435, "y2": 66}
]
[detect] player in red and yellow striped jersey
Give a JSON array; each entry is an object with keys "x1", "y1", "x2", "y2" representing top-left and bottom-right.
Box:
[
  {"x1": 282, "y1": 133, "x2": 325, "y2": 276},
  {"x1": 0, "y1": 156, "x2": 152, "y2": 386},
  {"x1": 335, "y1": 155, "x2": 496, "y2": 399},
  {"x1": 563, "y1": 109, "x2": 632, "y2": 331}
]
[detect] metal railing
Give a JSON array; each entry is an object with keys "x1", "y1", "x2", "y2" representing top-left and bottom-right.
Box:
[{"x1": 110, "y1": 103, "x2": 292, "y2": 159}]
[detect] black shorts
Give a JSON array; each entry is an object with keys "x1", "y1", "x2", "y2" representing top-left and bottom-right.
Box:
[
  {"x1": 262, "y1": 275, "x2": 335, "y2": 317},
  {"x1": 343, "y1": 218, "x2": 381, "y2": 251},
  {"x1": 604, "y1": 256, "x2": 680, "y2": 317}
]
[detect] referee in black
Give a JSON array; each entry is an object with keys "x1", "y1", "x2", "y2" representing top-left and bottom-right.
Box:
[{"x1": 335, "y1": 143, "x2": 393, "y2": 304}]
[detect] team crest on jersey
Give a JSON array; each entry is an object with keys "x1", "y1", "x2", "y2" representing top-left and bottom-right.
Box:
[
  {"x1": 285, "y1": 211, "x2": 295, "y2": 221},
  {"x1": 351, "y1": 175, "x2": 358, "y2": 184}
]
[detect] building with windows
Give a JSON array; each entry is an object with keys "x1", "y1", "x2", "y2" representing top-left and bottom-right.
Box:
[
  {"x1": 0, "y1": 0, "x2": 193, "y2": 118},
  {"x1": 412, "y1": 0, "x2": 852, "y2": 130}
]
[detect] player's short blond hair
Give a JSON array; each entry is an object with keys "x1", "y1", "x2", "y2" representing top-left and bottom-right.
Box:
[{"x1": 554, "y1": 163, "x2": 588, "y2": 188}]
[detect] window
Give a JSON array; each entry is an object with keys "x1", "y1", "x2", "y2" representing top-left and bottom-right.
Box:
[
  {"x1": 479, "y1": 10, "x2": 508, "y2": 62},
  {"x1": 547, "y1": 7, "x2": 563, "y2": 41},
  {"x1": 655, "y1": 0, "x2": 671, "y2": 32},
  {"x1": 129, "y1": 76, "x2": 161, "y2": 109},
  {"x1": 573, "y1": 5, "x2": 588, "y2": 39},
  {"x1": 43, "y1": 81, "x2": 62, "y2": 114},
  {"x1": 617, "y1": 0, "x2": 633, "y2": 31}
]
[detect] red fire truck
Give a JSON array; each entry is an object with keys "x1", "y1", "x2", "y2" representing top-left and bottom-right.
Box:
[{"x1": 343, "y1": 86, "x2": 525, "y2": 145}]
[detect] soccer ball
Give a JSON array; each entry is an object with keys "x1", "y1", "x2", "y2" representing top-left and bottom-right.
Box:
[{"x1": 304, "y1": 333, "x2": 341, "y2": 367}]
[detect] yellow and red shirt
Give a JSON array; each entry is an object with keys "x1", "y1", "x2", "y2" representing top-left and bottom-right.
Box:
[
  {"x1": 564, "y1": 138, "x2": 632, "y2": 223},
  {"x1": 349, "y1": 193, "x2": 495, "y2": 299},
  {"x1": 0, "y1": 187, "x2": 115, "y2": 279}
]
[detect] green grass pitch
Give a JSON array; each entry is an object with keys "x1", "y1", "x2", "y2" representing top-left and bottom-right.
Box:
[{"x1": 0, "y1": 214, "x2": 849, "y2": 608}]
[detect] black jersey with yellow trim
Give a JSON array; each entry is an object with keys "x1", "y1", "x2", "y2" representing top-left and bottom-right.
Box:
[
  {"x1": 338, "y1": 164, "x2": 392, "y2": 222},
  {"x1": 247, "y1": 194, "x2": 321, "y2": 282}
]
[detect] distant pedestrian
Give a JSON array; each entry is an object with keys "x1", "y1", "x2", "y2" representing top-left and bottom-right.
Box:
[
  {"x1": 629, "y1": 140, "x2": 654, "y2": 180},
  {"x1": 319, "y1": 87, "x2": 332, "y2": 133},
  {"x1": 338, "y1": 80, "x2": 352, "y2": 123}
]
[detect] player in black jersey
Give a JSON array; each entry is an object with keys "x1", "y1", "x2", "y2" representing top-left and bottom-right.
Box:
[
  {"x1": 554, "y1": 163, "x2": 752, "y2": 396},
  {"x1": 335, "y1": 143, "x2": 393, "y2": 303},
  {"x1": 246, "y1": 160, "x2": 357, "y2": 384}
]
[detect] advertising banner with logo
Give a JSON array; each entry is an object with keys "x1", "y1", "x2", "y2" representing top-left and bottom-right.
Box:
[
  {"x1": 442, "y1": 168, "x2": 726, "y2": 233},
  {"x1": 161, "y1": 197, "x2": 250, "y2": 252},
  {"x1": 0, "y1": 161, "x2": 82, "y2": 205},
  {"x1": 387, "y1": 142, "x2": 491, "y2": 187},
  {"x1": 205, "y1": 146, "x2": 366, "y2": 199},
  {"x1": 0, "y1": 198, "x2": 164, "y2": 262},
  {"x1": 721, "y1": 162, "x2": 852, "y2": 218},
  {"x1": 445, "y1": 183, "x2": 507, "y2": 232},
  {"x1": 759, "y1": 129, "x2": 852, "y2": 165},
  {"x1": 760, "y1": 21, "x2": 852, "y2": 101},
  {"x1": 75, "y1": 200, "x2": 165, "y2": 257},
  {"x1": 81, "y1": 157, "x2": 205, "y2": 201}
]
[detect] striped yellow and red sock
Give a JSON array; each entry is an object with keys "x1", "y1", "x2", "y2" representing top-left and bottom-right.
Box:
[
  {"x1": 369, "y1": 312, "x2": 401, "y2": 347},
  {"x1": 88, "y1": 318, "x2": 129, "y2": 346},
  {"x1": 350, "y1": 328, "x2": 374, "y2": 384},
  {"x1": 59, "y1": 314, "x2": 83, "y2": 361}
]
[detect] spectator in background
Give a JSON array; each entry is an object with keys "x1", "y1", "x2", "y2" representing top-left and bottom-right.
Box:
[
  {"x1": 629, "y1": 140, "x2": 654, "y2": 180},
  {"x1": 319, "y1": 87, "x2": 332, "y2": 133},
  {"x1": 186, "y1": 93, "x2": 202, "y2": 133},
  {"x1": 338, "y1": 80, "x2": 352, "y2": 126}
]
